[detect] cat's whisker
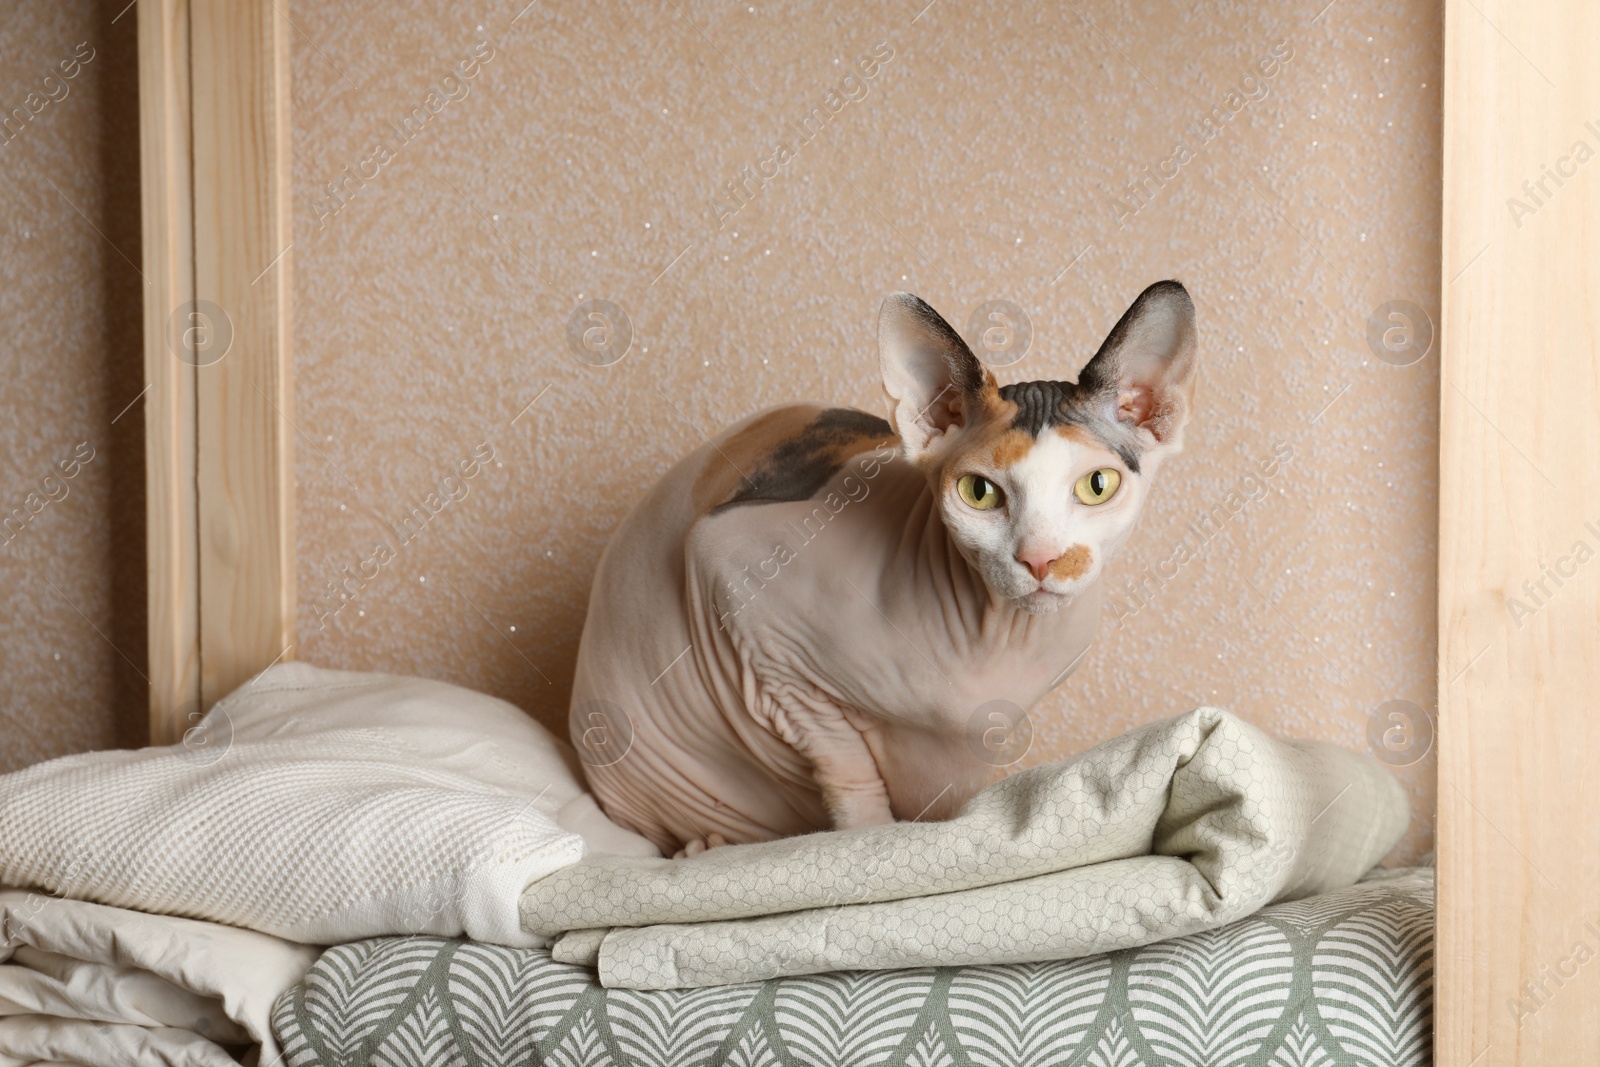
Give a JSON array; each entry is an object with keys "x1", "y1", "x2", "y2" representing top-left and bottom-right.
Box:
[
  {"x1": 1048, "y1": 644, "x2": 1094, "y2": 690},
  {"x1": 510, "y1": 383, "x2": 552, "y2": 426},
  {"x1": 910, "y1": 783, "x2": 953, "y2": 823},
  {"x1": 650, "y1": 645, "x2": 693, "y2": 687}
]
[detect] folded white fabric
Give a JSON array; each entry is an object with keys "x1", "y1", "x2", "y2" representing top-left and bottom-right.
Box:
[
  {"x1": 520, "y1": 707, "x2": 1410, "y2": 989},
  {"x1": 0, "y1": 889, "x2": 318, "y2": 1067},
  {"x1": 0, "y1": 662, "x2": 656, "y2": 949}
]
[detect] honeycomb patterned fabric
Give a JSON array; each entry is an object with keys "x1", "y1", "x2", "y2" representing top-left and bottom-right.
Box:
[
  {"x1": 272, "y1": 867, "x2": 1433, "y2": 1067},
  {"x1": 519, "y1": 707, "x2": 1409, "y2": 989}
]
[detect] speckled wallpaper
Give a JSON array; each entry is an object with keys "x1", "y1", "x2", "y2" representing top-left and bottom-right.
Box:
[
  {"x1": 0, "y1": 2, "x2": 146, "y2": 771},
  {"x1": 290, "y1": 0, "x2": 1440, "y2": 861}
]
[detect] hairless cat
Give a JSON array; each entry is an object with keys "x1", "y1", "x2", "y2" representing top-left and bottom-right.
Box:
[{"x1": 571, "y1": 281, "x2": 1198, "y2": 856}]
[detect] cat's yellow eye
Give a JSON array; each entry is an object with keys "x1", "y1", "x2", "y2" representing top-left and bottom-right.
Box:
[
  {"x1": 957, "y1": 473, "x2": 1004, "y2": 511},
  {"x1": 1074, "y1": 468, "x2": 1121, "y2": 505}
]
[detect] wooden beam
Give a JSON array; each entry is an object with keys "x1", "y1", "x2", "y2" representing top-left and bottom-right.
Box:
[
  {"x1": 138, "y1": 0, "x2": 199, "y2": 745},
  {"x1": 189, "y1": 0, "x2": 296, "y2": 709},
  {"x1": 1438, "y1": 1, "x2": 1600, "y2": 1062},
  {"x1": 139, "y1": 0, "x2": 295, "y2": 738}
]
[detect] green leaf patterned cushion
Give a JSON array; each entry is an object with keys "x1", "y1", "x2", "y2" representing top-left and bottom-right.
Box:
[{"x1": 272, "y1": 866, "x2": 1432, "y2": 1066}]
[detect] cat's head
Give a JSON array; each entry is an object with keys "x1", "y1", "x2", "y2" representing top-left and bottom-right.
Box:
[{"x1": 878, "y1": 280, "x2": 1198, "y2": 614}]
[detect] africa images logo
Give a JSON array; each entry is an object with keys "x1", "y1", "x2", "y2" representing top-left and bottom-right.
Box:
[
  {"x1": 708, "y1": 41, "x2": 896, "y2": 230},
  {"x1": 1109, "y1": 39, "x2": 1293, "y2": 228}
]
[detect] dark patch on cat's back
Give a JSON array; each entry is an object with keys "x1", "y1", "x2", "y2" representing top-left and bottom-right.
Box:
[{"x1": 715, "y1": 408, "x2": 895, "y2": 512}]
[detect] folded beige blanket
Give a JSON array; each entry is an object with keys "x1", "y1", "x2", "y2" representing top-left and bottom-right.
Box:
[
  {"x1": 0, "y1": 889, "x2": 318, "y2": 1067},
  {"x1": 0, "y1": 663, "x2": 655, "y2": 951},
  {"x1": 520, "y1": 707, "x2": 1408, "y2": 989}
]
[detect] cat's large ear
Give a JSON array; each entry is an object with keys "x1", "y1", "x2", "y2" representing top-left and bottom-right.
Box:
[
  {"x1": 878, "y1": 293, "x2": 995, "y2": 461},
  {"x1": 1077, "y1": 280, "x2": 1198, "y2": 456}
]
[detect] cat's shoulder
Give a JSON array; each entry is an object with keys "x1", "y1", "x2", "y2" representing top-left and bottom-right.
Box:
[{"x1": 689, "y1": 403, "x2": 900, "y2": 516}]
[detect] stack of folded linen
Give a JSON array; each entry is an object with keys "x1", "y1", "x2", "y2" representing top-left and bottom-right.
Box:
[
  {"x1": 519, "y1": 705, "x2": 1409, "y2": 989},
  {"x1": 276, "y1": 867, "x2": 1436, "y2": 1067},
  {"x1": 0, "y1": 663, "x2": 656, "y2": 1066},
  {"x1": 0, "y1": 663, "x2": 1414, "y2": 1065},
  {"x1": 0, "y1": 892, "x2": 316, "y2": 1066},
  {"x1": 270, "y1": 706, "x2": 1421, "y2": 1066}
]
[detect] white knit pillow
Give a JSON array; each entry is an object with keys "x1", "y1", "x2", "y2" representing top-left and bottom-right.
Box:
[{"x1": 0, "y1": 663, "x2": 656, "y2": 947}]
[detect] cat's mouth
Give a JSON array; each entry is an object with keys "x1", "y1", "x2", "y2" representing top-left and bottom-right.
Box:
[{"x1": 1018, "y1": 586, "x2": 1071, "y2": 613}]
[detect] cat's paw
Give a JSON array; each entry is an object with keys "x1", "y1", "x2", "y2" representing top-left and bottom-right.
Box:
[{"x1": 671, "y1": 832, "x2": 728, "y2": 860}]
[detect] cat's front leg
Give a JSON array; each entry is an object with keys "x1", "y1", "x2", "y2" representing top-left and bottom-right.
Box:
[
  {"x1": 777, "y1": 703, "x2": 895, "y2": 830},
  {"x1": 672, "y1": 832, "x2": 728, "y2": 859}
]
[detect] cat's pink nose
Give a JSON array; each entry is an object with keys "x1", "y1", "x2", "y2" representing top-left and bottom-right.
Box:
[{"x1": 1016, "y1": 549, "x2": 1058, "y2": 581}]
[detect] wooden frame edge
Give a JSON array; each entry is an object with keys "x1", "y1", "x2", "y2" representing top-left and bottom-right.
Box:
[
  {"x1": 1438, "y1": 0, "x2": 1600, "y2": 1062},
  {"x1": 139, "y1": 0, "x2": 295, "y2": 740},
  {"x1": 190, "y1": 0, "x2": 297, "y2": 709},
  {"x1": 138, "y1": 0, "x2": 199, "y2": 745}
]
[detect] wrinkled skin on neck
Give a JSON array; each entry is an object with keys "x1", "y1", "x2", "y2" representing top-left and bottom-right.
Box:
[{"x1": 571, "y1": 427, "x2": 1107, "y2": 855}]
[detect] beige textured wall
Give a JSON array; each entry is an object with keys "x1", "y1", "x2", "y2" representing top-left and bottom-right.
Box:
[
  {"x1": 291, "y1": 0, "x2": 1439, "y2": 861},
  {"x1": 0, "y1": 3, "x2": 146, "y2": 770}
]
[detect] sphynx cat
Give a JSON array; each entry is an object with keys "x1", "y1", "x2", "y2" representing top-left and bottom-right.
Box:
[{"x1": 571, "y1": 281, "x2": 1198, "y2": 856}]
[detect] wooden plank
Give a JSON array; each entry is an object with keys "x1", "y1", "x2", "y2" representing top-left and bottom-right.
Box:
[
  {"x1": 189, "y1": 0, "x2": 296, "y2": 708},
  {"x1": 138, "y1": 0, "x2": 199, "y2": 745},
  {"x1": 1438, "y1": 1, "x2": 1600, "y2": 1062}
]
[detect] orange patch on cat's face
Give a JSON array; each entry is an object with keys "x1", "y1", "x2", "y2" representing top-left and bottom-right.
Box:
[
  {"x1": 976, "y1": 369, "x2": 1010, "y2": 417},
  {"x1": 1055, "y1": 423, "x2": 1126, "y2": 471},
  {"x1": 935, "y1": 391, "x2": 1021, "y2": 495},
  {"x1": 988, "y1": 430, "x2": 1033, "y2": 468},
  {"x1": 1056, "y1": 424, "x2": 1099, "y2": 446},
  {"x1": 1048, "y1": 544, "x2": 1092, "y2": 580}
]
